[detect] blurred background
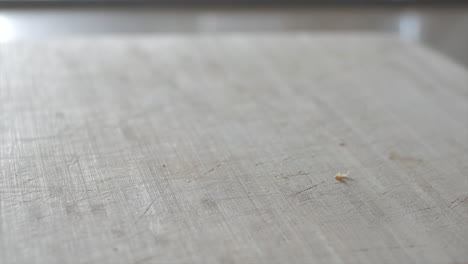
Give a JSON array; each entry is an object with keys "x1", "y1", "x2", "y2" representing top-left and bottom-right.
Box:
[{"x1": 0, "y1": 0, "x2": 467, "y2": 67}]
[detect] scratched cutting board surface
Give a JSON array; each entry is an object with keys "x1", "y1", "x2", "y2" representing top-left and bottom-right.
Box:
[{"x1": 0, "y1": 34, "x2": 467, "y2": 264}]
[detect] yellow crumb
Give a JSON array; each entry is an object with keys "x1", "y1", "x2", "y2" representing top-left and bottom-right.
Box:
[{"x1": 335, "y1": 171, "x2": 350, "y2": 181}]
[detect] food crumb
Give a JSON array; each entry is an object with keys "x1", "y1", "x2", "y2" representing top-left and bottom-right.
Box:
[{"x1": 335, "y1": 171, "x2": 351, "y2": 181}]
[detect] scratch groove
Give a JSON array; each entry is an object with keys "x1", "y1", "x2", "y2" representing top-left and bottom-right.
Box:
[
  {"x1": 136, "y1": 198, "x2": 158, "y2": 224},
  {"x1": 290, "y1": 181, "x2": 325, "y2": 197}
]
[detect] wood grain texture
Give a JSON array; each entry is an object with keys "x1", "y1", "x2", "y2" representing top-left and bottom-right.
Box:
[{"x1": 0, "y1": 34, "x2": 467, "y2": 264}]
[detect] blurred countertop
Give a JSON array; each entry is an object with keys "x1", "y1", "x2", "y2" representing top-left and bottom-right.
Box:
[{"x1": 0, "y1": 5, "x2": 467, "y2": 67}]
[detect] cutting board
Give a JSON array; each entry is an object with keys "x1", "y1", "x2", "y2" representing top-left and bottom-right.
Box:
[{"x1": 1, "y1": 34, "x2": 467, "y2": 264}]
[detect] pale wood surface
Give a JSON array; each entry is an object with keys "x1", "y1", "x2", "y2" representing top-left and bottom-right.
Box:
[{"x1": 0, "y1": 34, "x2": 467, "y2": 264}]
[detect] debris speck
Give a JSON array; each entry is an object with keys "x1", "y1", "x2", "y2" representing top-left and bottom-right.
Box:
[
  {"x1": 388, "y1": 152, "x2": 423, "y2": 164},
  {"x1": 335, "y1": 171, "x2": 351, "y2": 181}
]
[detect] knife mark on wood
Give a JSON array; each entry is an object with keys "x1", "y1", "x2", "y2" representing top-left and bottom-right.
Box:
[
  {"x1": 290, "y1": 181, "x2": 325, "y2": 197},
  {"x1": 189, "y1": 163, "x2": 223, "y2": 182},
  {"x1": 450, "y1": 196, "x2": 468, "y2": 209},
  {"x1": 68, "y1": 155, "x2": 79, "y2": 169},
  {"x1": 203, "y1": 168, "x2": 216, "y2": 176},
  {"x1": 136, "y1": 198, "x2": 158, "y2": 224}
]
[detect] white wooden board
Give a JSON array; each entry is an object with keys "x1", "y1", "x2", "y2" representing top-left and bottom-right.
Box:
[{"x1": 0, "y1": 34, "x2": 467, "y2": 264}]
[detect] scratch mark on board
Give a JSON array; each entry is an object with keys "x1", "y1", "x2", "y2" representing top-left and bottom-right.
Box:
[
  {"x1": 381, "y1": 183, "x2": 404, "y2": 195},
  {"x1": 203, "y1": 168, "x2": 216, "y2": 176},
  {"x1": 136, "y1": 198, "x2": 158, "y2": 224},
  {"x1": 290, "y1": 181, "x2": 325, "y2": 197},
  {"x1": 189, "y1": 163, "x2": 223, "y2": 182},
  {"x1": 450, "y1": 196, "x2": 468, "y2": 209}
]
